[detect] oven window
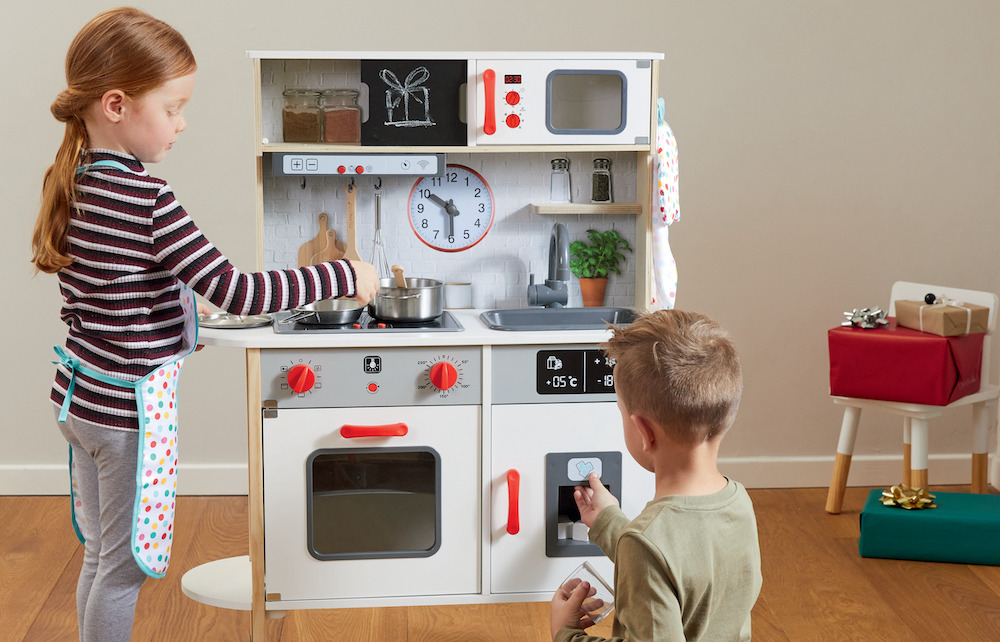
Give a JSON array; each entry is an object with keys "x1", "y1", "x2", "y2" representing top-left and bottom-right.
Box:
[
  {"x1": 546, "y1": 71, "x2": 626, "y2": 134},
  {"x1": 307, "y1": 447, "x2": 441, "y2": 560}
]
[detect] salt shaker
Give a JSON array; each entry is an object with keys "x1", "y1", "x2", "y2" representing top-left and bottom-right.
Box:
[
  {"x1": 591, "y1": 158, "x2": 613, "y2": 203},
  {"x1": 550, "y1": 158, "x2": 571, "y2": 203}
]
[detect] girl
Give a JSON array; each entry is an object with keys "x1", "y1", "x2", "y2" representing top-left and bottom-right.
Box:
[{"x1": 30, "y1": 8, "x2": 378, "y2": 641}]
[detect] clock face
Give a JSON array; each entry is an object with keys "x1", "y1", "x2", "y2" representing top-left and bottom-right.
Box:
[{"x1": 407, "y1": 164, "x2": 495, "y2": 252}]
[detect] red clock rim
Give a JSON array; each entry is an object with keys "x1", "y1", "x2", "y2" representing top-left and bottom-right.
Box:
[{"x1": 407, "y1": 164, "x2": 495, "y2": 253}]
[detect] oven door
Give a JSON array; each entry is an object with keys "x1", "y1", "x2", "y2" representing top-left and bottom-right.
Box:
[{"x1": 263, "y1": 405, "x2": 480, "y2": 603}]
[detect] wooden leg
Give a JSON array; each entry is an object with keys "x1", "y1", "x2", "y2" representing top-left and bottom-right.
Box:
[
  {"x1": 246, "y1": 349, "x2": 267, "y2": 641},
  {"x1": 911, "y1": 468, "x2": 929, "y2": 491},
  {"x1": 902, "y1": 418, "x2": 912, "y2": 488},
  {"x1": 826, "y1": 452, "x2": 853, "y2": 514},
  {"x1": 826, "y1": 406, "x2": 862, "y2": 514},
  {"x1": 972, "y1": 453, "x2": 988, "y2": 494}
]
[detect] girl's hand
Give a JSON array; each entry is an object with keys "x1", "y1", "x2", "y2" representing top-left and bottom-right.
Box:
[
  {"x1": 549, "y1": 578, "x2": 597, "y2": 638},
  {"x1": 574, "y1": 472, "x2": 619, "y2": 527},
  {"x1": 346, "y1": 260, "x2": 380, "y2": 306}
]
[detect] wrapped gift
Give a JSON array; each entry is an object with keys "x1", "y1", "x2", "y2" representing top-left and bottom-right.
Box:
[
  {"x1": 859, "y1": 488, "x2": 1000, "y2": 565},
  {"x1": 894, "y1": 299, "x2": 989, "y2": 337},
  {"x1": 829, "y1": 319, "x2": 983, "y2": 405}
]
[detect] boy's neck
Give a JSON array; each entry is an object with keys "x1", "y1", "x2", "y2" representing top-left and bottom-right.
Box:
[{"x1": 651, "y1": 437, "x2": 728, "y2": 499}]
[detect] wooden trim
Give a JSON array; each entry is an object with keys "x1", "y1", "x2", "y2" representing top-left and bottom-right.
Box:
[
  {"x1": 911, "y1": 468, "x2": 929, "y2": 491},
  {"x1": 825, "y1": 452, "x2": 852, "y2": 514},
  {"x1": 973, "y1": 452, "x2": 988, "y2": 493},
  {"x1": 245, "y1": 348, "x2": 266, "y2": 641},
  {"x1": 260, "y1": 143, "x2": 651, "y2": 154}
]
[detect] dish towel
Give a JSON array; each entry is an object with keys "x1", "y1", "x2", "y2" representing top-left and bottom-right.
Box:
[{"x1": 651, "y1": 98, "x2": 679, "y2": 311}]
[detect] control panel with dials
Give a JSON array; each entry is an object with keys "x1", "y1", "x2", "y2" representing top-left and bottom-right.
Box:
[{"x1": 261, "y1": 347, "x2": 481, "y2": 409}]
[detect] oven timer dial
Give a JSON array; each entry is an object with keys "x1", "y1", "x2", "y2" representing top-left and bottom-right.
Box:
[{"x1": 287, "y1": 363, "x2": 316, "y2": 393}]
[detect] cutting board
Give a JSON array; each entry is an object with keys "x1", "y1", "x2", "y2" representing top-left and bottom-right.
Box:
[{"x1": 297, "y1": 213, "x2": 347, "y2": 267}]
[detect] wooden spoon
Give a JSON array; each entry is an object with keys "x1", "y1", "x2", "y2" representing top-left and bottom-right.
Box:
[
  {"x1": 391, "y1": 264, "x2": 406, "y2": 288},
  {"x1": 344, "y1": 183, "x2": 361, "y2": 261}
]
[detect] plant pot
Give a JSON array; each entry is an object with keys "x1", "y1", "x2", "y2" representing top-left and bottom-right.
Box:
[{"x1": 579, "y1": 277, "x2": 608, "y2": 308}]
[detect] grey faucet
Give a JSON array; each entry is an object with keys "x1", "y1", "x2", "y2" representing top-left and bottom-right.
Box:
[{"x1": 527, "y1": 223, "x2": 570, "y2": 308}]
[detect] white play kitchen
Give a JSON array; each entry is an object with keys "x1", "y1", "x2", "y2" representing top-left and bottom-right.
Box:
[{"x1": 183, "y1": 50, "x2": 664, "y2": 639}]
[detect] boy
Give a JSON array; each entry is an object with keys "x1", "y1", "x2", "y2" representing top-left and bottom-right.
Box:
[{"x1": 550, "y1": 310, "x2": 762, "y2": 641}]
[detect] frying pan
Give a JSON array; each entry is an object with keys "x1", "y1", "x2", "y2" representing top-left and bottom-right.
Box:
[{"x1": 280, "y1": 299, "x2": 363, "y2": 325}]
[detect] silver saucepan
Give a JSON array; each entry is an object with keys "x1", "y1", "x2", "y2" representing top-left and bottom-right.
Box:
[
  {"x1": 368, "y1": 277, "x2": 443, "y2": 322},
  {"x1": 280, "y1": 299, "x2": 363, "y2": 325}
]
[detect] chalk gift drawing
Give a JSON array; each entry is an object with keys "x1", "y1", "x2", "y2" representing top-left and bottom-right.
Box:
[{"x1": 380, "y1": 67, "x2": 435, "y2": 127}]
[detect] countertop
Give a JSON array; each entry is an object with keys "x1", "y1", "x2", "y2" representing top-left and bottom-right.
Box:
[{"x1": 197, "y1": 308, "x2": 617, "y2": 349}]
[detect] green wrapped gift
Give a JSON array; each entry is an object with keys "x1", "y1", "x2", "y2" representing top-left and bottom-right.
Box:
[{"x1": 859, "y1": 488, "x2": 1000, "y2": 565}]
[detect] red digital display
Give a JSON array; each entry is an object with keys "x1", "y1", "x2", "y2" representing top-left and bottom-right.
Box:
[{"x1": 504, "y1": 74, "x2": 522, "y2": 84}]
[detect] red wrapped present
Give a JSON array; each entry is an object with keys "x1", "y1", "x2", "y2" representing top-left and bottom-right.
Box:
[{"x1": 829, "y1": 319, "x2": 984, "y2": 405}]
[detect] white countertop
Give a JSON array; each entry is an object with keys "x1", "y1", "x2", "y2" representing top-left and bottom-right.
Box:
[{"x1": 197, "y1": 308, "x2": 616, "y2": 349}]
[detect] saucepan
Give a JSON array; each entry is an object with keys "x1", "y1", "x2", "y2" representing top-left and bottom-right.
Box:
[
  {"x1": 368, "y1": 266, "x2": 443, "y2": 322},
  {"x1": 279, "y1": 299, "x2": 363, "y2": 325}
]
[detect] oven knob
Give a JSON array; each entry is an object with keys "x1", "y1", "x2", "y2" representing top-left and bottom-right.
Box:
[
  {"x1": 505, "y1": 113, "x2": 521, "y2": 129},
  {"x1": 287, "y1": 364, "x2": 316, "y2": 393},
  {"x1": 428, "y1": 362, "x2": 458, "y2": 391}
]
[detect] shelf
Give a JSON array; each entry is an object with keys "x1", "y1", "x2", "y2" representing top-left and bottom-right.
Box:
[
  {"x1": 529, "y1": 203, "x2": 642, "y2": 215},
  {"x1": 181, "y1": 556, "x2": 251, "y2": 611},
  {"x1": 260, "y1": 143, "x2": 650, "y2": 155}
]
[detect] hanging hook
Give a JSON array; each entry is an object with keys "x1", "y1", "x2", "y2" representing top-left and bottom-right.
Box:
[
  {"x1": 373, "y1": 176, "x2": 382, "y2": 191},
  {"x1": 349, "y1": 176, "x2": 355, "y2": 188},
  {"x1": 300, "y1": 176, "x2": 307, "y2": 190}
]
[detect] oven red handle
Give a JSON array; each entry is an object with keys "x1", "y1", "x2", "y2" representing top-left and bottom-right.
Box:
[
  {"x1": 506, "y1": 469, "x2": 520, "y2": 535},
  {"x1": 340, "y1": 423, "x2": 408, "y2": 438},
  {"x1": 483, "y1": 69, "x2": 496, "y2": 136}
]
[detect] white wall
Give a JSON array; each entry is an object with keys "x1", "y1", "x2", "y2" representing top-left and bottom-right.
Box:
[{"x1": 3, "y1": 1, "x2": 999, "y2": 494}]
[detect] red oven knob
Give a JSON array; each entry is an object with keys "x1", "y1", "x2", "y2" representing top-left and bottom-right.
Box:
[
  {"x1": 505, "y1": 113, "x2": 521, "y2": 129},
  {"x1": 287, "y1": 363, "x2": 316, "y2": 393},
  {"x1": 428, "y1": 361, "x2": 458, "y2": 391}
]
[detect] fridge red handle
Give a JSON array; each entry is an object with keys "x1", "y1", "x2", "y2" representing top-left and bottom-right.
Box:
[
  {"x1": 506, "y1": 469, "x2": 520, "y2": 535},
  {"x1": 340, "y1": 423, "x2": 408, "y2": 438},
  {"x1": 483, "y1": 69, "x2": 496, "y2": 136}
]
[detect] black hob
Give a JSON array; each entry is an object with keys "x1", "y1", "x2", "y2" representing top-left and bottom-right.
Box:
[{"x1": 272, "y1": 310, "x2": 463, "y2": 334}]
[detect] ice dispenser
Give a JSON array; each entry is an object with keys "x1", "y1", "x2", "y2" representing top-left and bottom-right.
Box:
[{"x1": 545, "y1": 451, "x2": 622, "y2": 557}]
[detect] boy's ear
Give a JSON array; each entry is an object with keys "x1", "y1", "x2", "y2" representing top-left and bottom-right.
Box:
[
  {"x1": 631, "y1": 413, "x2": 658, "y2": 452},
  {"x1": 100, "y1": 89, "x2": 127, "y2": 122}
]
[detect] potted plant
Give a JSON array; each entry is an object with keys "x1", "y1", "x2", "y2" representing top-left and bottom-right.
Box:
[{"x1": 569, "y1": 228, "x2": 633, "y2": 307}]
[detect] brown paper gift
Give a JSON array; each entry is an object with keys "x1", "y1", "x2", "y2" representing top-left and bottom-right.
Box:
[{"x1": 894, "y1": 299, "x2": 989, "y2": 336}]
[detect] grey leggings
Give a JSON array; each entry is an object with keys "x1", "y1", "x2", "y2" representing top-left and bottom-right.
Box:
[{"x1": 57, "y1": 409, "x2": 149, "y2": 642}]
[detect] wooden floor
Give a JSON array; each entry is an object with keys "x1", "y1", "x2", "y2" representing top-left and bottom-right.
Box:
[{"x1": 3, "y1": 486, "x2": 1000, "y2": 641}]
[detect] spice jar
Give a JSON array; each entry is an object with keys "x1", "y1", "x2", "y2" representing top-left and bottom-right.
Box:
[
  {"x1": 321, "y1": 89, "x2": 362, "y2": 144},
  {"x1": 591, "y1": 158, "x2": 613, "y2": 203},
  {"x1": 549, "y1": 158, "x2": 571, "y2": 203},
  {"x1": 282, "y1": 89, "x2": 322, "y2": 143}
]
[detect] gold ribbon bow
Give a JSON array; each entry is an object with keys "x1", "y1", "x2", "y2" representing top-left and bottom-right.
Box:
[{"x1": 880, "y1": 484, "x2": 937, "y2": 510}]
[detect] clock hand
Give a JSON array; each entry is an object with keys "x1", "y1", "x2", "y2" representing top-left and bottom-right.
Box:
[{"x1": 427, "y1": 193, "x2": 460, "y2": 238}]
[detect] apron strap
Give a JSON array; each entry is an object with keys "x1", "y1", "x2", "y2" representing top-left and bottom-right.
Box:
[{"x1": 75, "y1": 160, "x2": 138, "y2": 174}]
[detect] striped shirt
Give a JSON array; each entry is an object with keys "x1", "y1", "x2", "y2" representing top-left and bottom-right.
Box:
[{"x1": 51, "y1": 149, "x2": 357, "y2": 431}]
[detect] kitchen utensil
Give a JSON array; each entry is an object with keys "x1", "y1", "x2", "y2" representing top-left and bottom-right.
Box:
[
  {"x1": 369, "y1": 183, "x2": 391, "y2": 279},
  {"x1": 297, "y1": 213, "x2": 333, "y2": 268},
  {"x1": 391, "y1": 265, "x2": 406, "y2": 288},
  {"x1": 344, "y1": 183, "x2": 361, "y2": 261},
  {"x1": 304, "y1": 212, "x2": 348, "y2": 264},
  {"x1": 369, "y1": 277, "x2": 443, "y2": 322},
  {"x1": 198, "y1": 313, "x2": 273, "y2": 329},
  {"x1": 280, "y1": 299, "x2": 363, "y2": 325}
]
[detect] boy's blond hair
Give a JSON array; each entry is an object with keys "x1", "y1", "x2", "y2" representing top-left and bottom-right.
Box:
[{"x1": 604, "y1": 310, "x2": 742, "y2": 444}]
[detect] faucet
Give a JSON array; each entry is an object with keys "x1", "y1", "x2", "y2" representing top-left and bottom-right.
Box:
[{"x1": 527, "y1": 223, "x2": 570, "y2": 308}]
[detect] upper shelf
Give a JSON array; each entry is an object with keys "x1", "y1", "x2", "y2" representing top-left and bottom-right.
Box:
[{"x1": 259, "y1": 143, "x2": 651, "y2": 155}]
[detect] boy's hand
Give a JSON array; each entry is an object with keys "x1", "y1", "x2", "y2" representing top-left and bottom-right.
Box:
[
  {"x1": 574, "y1": 472, "x2": 619, "y2": 527},
  {"x1": 549, "y1": 578, "x2": 597, "y2": 638}
]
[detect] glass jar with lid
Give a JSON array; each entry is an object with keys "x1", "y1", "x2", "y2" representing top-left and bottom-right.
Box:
[
  {"x1": 282, "y1": 88, "x2": 322, "y2": 143},
  {"x1": 321, "y1": 89, "x2": 362, "y2": 144},
  {"x1": 591, "y1": 158, "x2": 613, "y2": 203},
  {"x1": 549, "y1": 158, "x2": 571, "y2": 203}
]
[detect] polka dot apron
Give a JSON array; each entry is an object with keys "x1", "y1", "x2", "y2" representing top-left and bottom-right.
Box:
[{"x1": 55, "y1": 160, "x2": 199, "y2": 578}]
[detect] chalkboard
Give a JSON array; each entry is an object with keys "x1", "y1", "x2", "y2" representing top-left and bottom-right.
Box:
[{"x1": 361, "y1": 59, "x2": 467, "y2": 146}]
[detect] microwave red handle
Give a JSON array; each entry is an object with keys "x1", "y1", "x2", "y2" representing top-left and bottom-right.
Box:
[
  {"x1": 506, "y1": 469, "x2": 520, "y2": 535},
  {"x1": 340, "y1": 423, "x2": 408, "y2": 438},
  {"x1": 483, "y1": 69, "x2": 496, "y2": 136}
]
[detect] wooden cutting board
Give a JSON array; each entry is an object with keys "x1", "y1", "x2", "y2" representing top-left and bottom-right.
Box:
[{"x1": 297, "y1": 213, "x2": 331, "y2": 268}]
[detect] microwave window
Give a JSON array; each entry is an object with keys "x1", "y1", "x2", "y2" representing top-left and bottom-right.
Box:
[
  {"x1": 547, "y1": 71, "x2": 626, "y2": 134},
  {"x1": 307, "y1": 447, "x2": 441, "y2": 560}
]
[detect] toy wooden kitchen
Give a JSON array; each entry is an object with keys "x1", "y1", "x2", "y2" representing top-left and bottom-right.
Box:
[{"x1": 182, "y1": 51, "x2": 664, "y2": 640}]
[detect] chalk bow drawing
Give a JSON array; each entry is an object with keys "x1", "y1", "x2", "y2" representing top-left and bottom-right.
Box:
[{"x1": 380, "y1": 66, "x2": 435, "y2": 127}]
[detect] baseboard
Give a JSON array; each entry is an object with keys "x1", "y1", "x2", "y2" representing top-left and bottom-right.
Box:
[
  {"x1": 0, "y1": 463, "x2": 248, "y2": 496},
  {"x1": 0, "y1": 455, "x2": 991, "y2": 495}
]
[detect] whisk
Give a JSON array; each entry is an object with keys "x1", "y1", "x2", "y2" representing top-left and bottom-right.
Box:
[{"x1": 369, "y1": 181, "x2": 391, "y2": 279}]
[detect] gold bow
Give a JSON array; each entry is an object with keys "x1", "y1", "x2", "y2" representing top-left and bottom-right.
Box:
[{"x1": 881, "y1": 484, "x2": 937, "y2": 510}]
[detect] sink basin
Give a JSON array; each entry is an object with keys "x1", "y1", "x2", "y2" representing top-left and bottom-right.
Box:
[{"x1": 480, "y1": 307, "x2": 640, "y2": 331}]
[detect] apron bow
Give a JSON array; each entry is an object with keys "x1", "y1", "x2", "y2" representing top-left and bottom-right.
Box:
[{"x1": 52, "y1": 346, "x2": 81, "y2": 423}]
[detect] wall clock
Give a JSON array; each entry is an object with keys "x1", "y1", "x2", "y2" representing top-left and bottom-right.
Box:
[{"x1": 407, "y1": 164, "x2": 495, "y2": 252}]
